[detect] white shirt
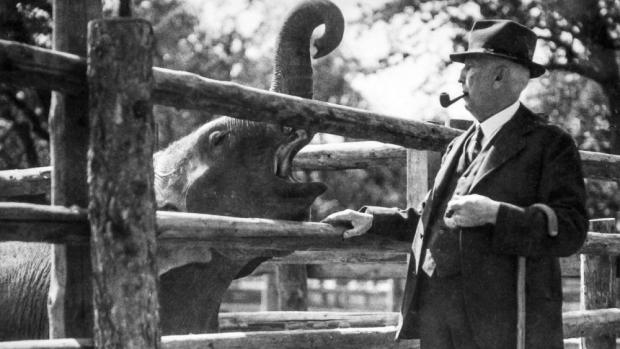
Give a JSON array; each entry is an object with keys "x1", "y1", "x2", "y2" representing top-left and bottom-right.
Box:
[{"x1": 477, "y1": 100, "x2": 520, "y2": 148}]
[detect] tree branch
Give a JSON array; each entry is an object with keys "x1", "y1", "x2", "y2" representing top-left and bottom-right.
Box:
[{"x1": 545, "y1": 61, "x2": 604, "y2": 83}]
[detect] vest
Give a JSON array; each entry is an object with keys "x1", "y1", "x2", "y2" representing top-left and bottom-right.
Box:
[{"x1": 426, "y1": 132, "x2": 487, "y2": 277}]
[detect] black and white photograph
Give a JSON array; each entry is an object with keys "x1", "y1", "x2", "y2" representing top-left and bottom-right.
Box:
[{"x1": 0, "y1": 1, "x2": 618, "y2": 348}]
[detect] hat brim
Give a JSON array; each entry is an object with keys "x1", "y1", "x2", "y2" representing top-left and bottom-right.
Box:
[{"x1": 450, "y1": 50, "x2": 545, "y2": 78}]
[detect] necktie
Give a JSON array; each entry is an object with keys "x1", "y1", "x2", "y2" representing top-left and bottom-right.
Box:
[{"x1": 466, "y1": 125, "x2": 483, "y2": 166}]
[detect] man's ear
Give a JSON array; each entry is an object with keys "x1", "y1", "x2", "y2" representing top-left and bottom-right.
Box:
[{"x1": 493, "y1": 65, "x2": 508, "y2": 88}]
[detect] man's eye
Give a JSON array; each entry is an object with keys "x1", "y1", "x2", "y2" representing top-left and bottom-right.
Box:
[{"x1": 160, "y1": 203, "x2": 180, "y2": 211}]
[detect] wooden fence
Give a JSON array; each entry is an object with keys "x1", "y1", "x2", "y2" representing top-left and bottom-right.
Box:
[{"x1": 0, "y1": 1, "x2": 619, "y2": 349}]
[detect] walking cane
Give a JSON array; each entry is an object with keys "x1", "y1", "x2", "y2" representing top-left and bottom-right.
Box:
[
  {"x1": 518, "y1": 205, "x2": 558, "y2": 349},
  {"x1": 517, "y1": 256, "x2": 526, "y2": 349}
]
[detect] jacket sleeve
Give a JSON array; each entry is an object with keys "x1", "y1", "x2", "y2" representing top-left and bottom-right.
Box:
[
  {"x1": 360, "y1": 133, "x2": 459, "y2": 242},
  {"x1": 360, "y1": 181, "x2": 435, "y2": 242},
  {"x1": 357, "y1": 137, "x2": 459, "y2": 243},
  {"x1": 359, "y1": 205, "x2": 420, "y2": 242},
  {"x1": 491, "y1": 130, "x2": 588, "y2": 257}
]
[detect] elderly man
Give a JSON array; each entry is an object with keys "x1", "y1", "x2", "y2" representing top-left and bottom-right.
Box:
[{"x1": 323, "y1": 20, "x2": 587, "y2": 349}]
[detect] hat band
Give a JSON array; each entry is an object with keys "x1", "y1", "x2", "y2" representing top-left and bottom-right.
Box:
[{"x1": 478, "y1": 46, "x2": 531, "y2": 62}]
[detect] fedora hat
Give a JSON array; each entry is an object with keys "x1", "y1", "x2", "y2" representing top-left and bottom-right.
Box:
[{"x1": 450, "y1": 19, "x2": 546, "y2": 78}]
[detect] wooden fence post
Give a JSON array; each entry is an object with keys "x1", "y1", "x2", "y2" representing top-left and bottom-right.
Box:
[
  {"x1": 87, "y1": 17, "x2": 159, "y2": 349},
  {"x1": 581, "y1": 218, "x2": 617, "y2": 349},
  {"x1": 262, "y1": 273, "x2": 278, "y2": 311},
  {"x1": 402, "y1": 121, "x2": 445, "y2": 312},
  {"x1": 402, "y1": 149, "x2": 440, "y2": 312},
  {"x1": 274, "y1": 265, "x2": 309, "y2": 310},
  {"x1": 48, "y1": 0, "x2": 101, "y2": 339},
  {"x1": 399, "y1": 119, "x2": 462, "y2": 311}
]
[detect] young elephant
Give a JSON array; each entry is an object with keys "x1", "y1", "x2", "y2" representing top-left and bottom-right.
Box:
[{"x1": 0, "y1": 0, "x2": 344, "y2": 339}]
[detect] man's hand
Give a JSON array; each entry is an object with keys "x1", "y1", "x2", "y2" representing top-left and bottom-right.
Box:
[
  {"x1": 444, "y1": 194, "x2": 500, "y2": 228},
  {"x1": 321, "y1": 209, "x2": 373, "y2": 239}
]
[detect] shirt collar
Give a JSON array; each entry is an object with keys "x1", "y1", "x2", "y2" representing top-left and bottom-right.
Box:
[{"x1": 477, "y1": 100, "x2": 520, "y2": 146}]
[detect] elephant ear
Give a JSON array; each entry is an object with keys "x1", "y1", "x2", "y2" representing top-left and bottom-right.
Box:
[{"x1": 270, "y1": 0, "x2": 345, "y2": 99}]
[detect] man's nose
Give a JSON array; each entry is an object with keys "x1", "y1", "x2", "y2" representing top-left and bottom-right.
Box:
[{"x1": 458, "y1": 68, "x2": 466, "y2": 84}]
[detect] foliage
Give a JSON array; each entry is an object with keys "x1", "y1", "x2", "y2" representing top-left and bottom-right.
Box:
[
  {"x1": 0, "y1": 0, "x2": 51, "y2": 46},
  {"x1": 0, "y1": 0, "x2": 51, "y2": 170},
  {"x1": 365, "y1": 0, "x2": 620, "y2": 151}
]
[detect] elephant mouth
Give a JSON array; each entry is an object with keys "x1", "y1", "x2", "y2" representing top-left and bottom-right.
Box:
[
  {"x1": 274, "y1": 127, "x2": 308, "y2": 179},
  {"x1": 273, "y1": 128, "x2": 327, "y2": 199}
]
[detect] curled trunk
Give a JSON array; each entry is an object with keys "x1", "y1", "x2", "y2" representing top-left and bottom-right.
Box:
[{"x1": 271, "y1": 0, "x2": 345, "y2": 98}]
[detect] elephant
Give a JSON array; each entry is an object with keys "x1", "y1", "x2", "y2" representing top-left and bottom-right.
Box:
[{"x1": 0, "y1": 0, "x2": 344, "y2": 340}]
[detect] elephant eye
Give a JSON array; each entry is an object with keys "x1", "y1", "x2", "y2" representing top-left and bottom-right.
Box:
[{"x1": 209, "y1": 130, "x2": 229, "y2": 147}]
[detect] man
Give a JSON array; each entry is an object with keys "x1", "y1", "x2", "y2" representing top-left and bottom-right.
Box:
[{"x1": 323, "y1": 20, "x2": 587, "y2": 349}]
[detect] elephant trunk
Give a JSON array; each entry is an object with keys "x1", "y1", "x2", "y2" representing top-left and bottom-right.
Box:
[{"x1": 270, "y1": 0, "x2": 345, "y2": 99}]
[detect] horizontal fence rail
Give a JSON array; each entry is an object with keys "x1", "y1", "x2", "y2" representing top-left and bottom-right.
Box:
[
  {"x1": 295, "y1": 142, "x2": 620, "y2": 182},
  {"x1": 269, "y1": 251, "x2": 408, "y2": 264},
  {"x1": 0, "y1": 309, "x2": 618, "y2": 348},
  {"x1": 0, "y1": 39, "x2": 458, "y2": 151},
  {"x1": 220, "y1": 310, "x2": 620, "y2": 339},
  {"x1": 0, "y1": 328, "x2": 414, "y2": 349},
  {"x1": 0, "y1": 166, "x2": 51, "y2": 198},
  {"x1": 264, "y1": 254, "x2": 583, "y2": 279},
  {"x1": 218, "y1": 311, "x2": 398, "y2": 332},
  {"x1": 257, "y1": 258, "x2": 585, "y2": 278},
  {"x1": 2, "y1": 144, "x2": 619, "y2": 200},
  {"x1": 1, "y1": 203, "x2": 619, "y2": 256},
  {"x1": 0, "y1": 203, "x2": 407, "y2": 252},
  {"x1": 563, "y1": 309, "x2": 620, "y2": 339}
]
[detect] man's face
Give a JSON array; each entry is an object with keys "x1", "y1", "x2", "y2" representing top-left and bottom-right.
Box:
[{"x1": 458, "y1": 56, "x2": 499, "y2": 120}]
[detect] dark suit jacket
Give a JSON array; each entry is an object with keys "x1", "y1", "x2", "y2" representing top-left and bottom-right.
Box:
[{"x1": 363, "y1": 105, "x2": 588, "y2": 349}]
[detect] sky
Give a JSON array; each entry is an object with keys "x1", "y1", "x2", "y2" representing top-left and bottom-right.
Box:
[{"x1": 183, "y1": 0, "x2": 549, "y2": 124}]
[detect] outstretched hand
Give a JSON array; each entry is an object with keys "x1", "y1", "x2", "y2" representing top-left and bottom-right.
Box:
[{"x1": 321, "y1": 209, "x2": 373, "y2": 239}]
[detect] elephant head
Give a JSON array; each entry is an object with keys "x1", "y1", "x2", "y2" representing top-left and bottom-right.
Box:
[
  {"x1": 154, "y1": 0, "x2": 344, "y2": 221},
  {"x1": 153, "y1": 0, "x2": 345, "y2": 335}
]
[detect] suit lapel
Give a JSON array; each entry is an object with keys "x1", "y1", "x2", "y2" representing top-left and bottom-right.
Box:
[
  {"x1": 469, "y1": 105, "x2": 537, "y2": 192},
  {"x1": 430, "y1": 126, "x2": 474, "y2": 204},
  {"x1": 413, "y1": 126, "x2": 473, "y2": 270}
]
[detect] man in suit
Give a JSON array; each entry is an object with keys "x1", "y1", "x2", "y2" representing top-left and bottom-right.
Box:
[{"x1": 323, "y1": 20, "x2": 588, "y2": 349}]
